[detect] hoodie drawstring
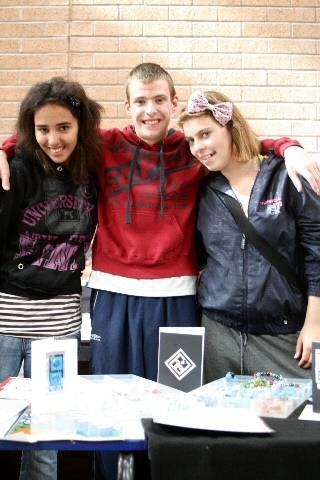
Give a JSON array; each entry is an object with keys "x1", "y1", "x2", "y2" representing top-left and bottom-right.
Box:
[
  {"x1": 159, "y1": 142, "x2": 165, "y2": 218},
  {"x1": 125, "y1": 142, "x2": 166, "y2": 224},
  {"x1": 126, "y1": 144, "x2": 142, "y2": 224}
]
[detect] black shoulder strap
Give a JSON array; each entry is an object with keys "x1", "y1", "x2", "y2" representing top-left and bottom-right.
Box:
[{"x1": 217, "y1": 191, "x2": 302, "y2": 292}]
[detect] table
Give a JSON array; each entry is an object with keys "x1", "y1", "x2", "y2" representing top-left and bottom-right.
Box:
[
  {"x1": 0, "y1": 438, "x2": 146, "y2": 451},
  {"x1": 143, "y1": 402, "x2": 320, "y2": 480},
  {"x1": 0, "y1": 374, "x2": 149, "y2": 480}
]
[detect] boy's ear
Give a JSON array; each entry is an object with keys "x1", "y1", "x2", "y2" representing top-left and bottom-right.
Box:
[
  {"x1": 171, "y1": 95, "x2": 179, "y2": 113},
  {"x1": 125, "y1": 100, "x2": 131, "y2": 116}
]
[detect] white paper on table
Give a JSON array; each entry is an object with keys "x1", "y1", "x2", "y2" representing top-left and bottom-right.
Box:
[
  {"x1": 0, "y1": 377, "x2": 31, "y2": 401},
  {"x1": 0, "y1": 399, "x2": 30, "y2": 436},
  {"x1": 0, "y1": 415, "x2": 22, "y2": 438},
  {"x1": 123, "y1": 419, "x2": 145, "y2": 441},
  {"x1": 299, "y1": 404, "x2": 320, "y2": 421},
  {"x1": 154, "y1": 407, "x2": 274, "y2": 434}
]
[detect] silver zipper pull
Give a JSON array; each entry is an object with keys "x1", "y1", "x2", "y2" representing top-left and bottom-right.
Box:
[{"x1": 241, "y1": 234, "x2": 246, "y2": 250}]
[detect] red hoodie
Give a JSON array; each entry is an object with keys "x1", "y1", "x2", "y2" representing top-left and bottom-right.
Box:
[
  {"x1": 93, "y1": 126, "x2": 202, "y2": 278},
  {"x1": 1, "y1": 131, "x2": 301, "y2": 279}
]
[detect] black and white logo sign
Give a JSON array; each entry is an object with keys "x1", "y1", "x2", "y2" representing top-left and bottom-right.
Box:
[{"x1": 164, "y1": 348, "x2": 196, "y2": 381}]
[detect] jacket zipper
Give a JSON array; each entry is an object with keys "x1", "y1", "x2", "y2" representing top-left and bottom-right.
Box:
[
  {"x1": 241, "y1": 234, "x2": 246, "y2": 250},
  {"x1": 234, "y1": 165, "x2": 262, "y2": 333},
  {"x1": 241, "y1": 230, "x2": 248, "y2": 332}
]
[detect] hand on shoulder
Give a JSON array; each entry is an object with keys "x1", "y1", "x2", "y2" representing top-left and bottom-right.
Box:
[
  {"x1": 0, "y1": 149, "x2": 10, "y2": 191},
  {"x1": 284, "y1": 146, "x2": 320, "y2": 195}
]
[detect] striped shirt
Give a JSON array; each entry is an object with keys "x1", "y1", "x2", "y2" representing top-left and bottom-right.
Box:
[{"x1": 0, "y1": 292, "x2": 82, "y2": 338}]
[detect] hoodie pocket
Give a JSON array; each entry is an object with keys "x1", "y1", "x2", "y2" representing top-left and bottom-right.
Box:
[{"x1": 102, "y1": 210, "x2": 184, "y2": 265}]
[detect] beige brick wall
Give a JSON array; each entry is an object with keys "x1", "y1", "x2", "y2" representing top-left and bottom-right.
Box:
[{"x1": 0, "y1": 0, "x2": 319, "y2": 158}]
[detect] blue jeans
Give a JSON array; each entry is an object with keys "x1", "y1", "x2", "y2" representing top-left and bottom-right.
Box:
[{"x1": 0, "y1": 333, "x2": 79, "y2": 480}]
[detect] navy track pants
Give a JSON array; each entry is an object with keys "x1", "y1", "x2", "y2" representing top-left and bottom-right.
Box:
[{"x1": 90, "y1": 290, "x2": 199, "y2": 381}]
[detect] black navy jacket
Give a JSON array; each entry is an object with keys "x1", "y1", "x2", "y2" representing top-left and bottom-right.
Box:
[
  {"x1": 0, "y1": 153, "x2": 97, "y2": 298},
  {"x1": 197, "y1": 153, "x2": 320, "y2": 335}
]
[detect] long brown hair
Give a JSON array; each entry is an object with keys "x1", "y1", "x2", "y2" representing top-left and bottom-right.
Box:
[
  {"x1": 178, "y1": 90, "x2": 260, "y2": 163},
  {"x1": 16, "y1": 77, "x2": 103, "y2": 183}
]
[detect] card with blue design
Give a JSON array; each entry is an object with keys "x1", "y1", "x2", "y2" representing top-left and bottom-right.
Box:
[{"x1": 31, "y1": 338, "x2": 77, "y2": 412}]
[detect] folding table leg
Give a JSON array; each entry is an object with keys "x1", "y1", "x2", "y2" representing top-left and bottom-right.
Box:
[{"x1": 117, "y1": 452, "x2": 134, "y2": 480}]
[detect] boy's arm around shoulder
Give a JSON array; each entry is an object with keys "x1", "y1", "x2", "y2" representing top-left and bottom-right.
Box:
[
  {"x1": 261, "y1": 137, "x2": 320, "y2": 195},
  {"x1": 0, "y1": 133, "x2": 18, "y2": 191},
  {"x1": 260, "y1": 136, "x2": 301, "y2": 158}
]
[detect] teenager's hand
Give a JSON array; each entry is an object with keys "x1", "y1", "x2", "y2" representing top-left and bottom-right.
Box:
[
  {"x1": 295, "y1": 296, "x2": 320, "y2": 368},
  {"x1": 284, "y1": 146, "x2": 320, "y2": 195},
  {"x1": 295, "y1": 327, "x2": 312, "y2": 369},
  {"x1": 0, "y1": 150, "x2": 10, "y2": 190}
]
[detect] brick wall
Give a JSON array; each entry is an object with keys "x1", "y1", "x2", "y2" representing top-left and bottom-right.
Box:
[{"x1": 0, "y1": 0, "x2": 319, "y2": 158}]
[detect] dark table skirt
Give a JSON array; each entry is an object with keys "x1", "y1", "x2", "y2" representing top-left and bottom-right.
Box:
[{"x1": 143, "y1": 404, "x2": 320, "y2": 480}]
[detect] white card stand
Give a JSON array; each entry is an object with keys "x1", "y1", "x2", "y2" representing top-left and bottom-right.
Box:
[
  {"x1": 31, "y1": 338, "x2": 78, "y2": 414},
  {"x1": 312, "y1": 342, "x2": 320, "y2": 413}
]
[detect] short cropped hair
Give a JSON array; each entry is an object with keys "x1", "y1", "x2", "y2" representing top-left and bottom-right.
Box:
[
  {"x1": 125, "y1": 63, "x2": 176, "y2": 101},
  {"x1": 178, "y1": 90, "x2": 260, "y2": 164},
  {"x1": 17, "y1": 77, "x2": 103, "y2": 184}
]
